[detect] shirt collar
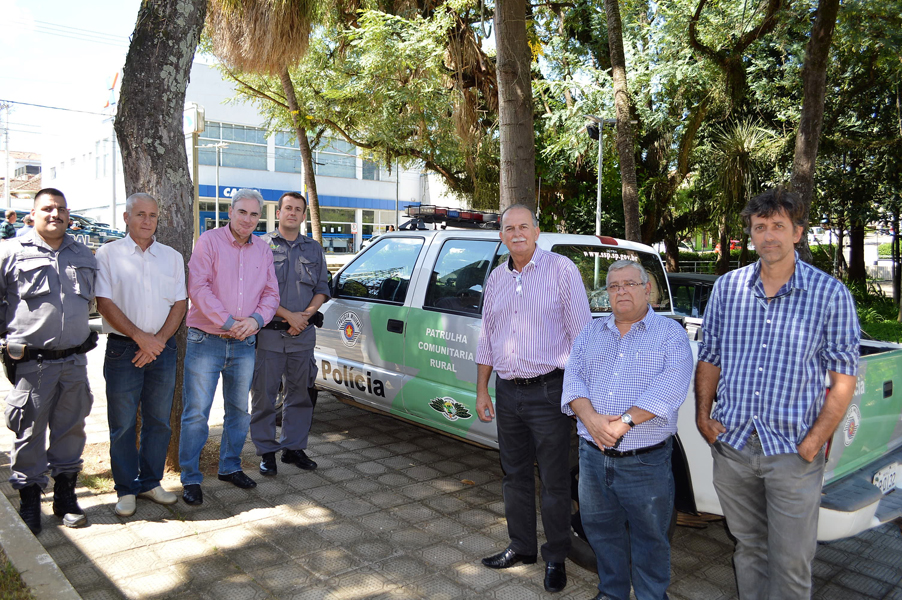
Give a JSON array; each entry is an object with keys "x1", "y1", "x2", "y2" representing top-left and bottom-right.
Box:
[
  {"x1": 221, "y1": 224, "x2": 254, "y2": 246},
  {"x1": 506, "y1": 246, "x2": 543, "y2": 274},
  {"x1": 748, "y1": 251, "x2": 809, "y2": 293},
  {"x1": 601, "y1": 303, "x2": 655, "y2": 332},
  {"x1": 125, "y1": 233, "x2": 158, "y2": 256},
  {"x1": 21, "y1": 230, "x2": 75, "y2": 253}
]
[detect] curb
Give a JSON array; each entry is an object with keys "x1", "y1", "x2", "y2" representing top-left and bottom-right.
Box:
[{"x1": 0, "y1": 490, "x2": 81, "y2": 599}]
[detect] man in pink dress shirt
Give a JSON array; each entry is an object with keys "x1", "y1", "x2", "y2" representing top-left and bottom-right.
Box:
[{"x1": 178, "y1": 189, "x2": 279, "y2": 505}]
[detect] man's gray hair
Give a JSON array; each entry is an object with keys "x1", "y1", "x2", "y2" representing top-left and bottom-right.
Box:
[
  {"x1": 231, "y1": 189, "x2": 265, "y2": 212},
  {"x1": 125, "y1": 193, "x2": 158, "y2": 215},
  {"x1": 606, "y1": 259, "x2": 649, "y2": 286},
  {"x1": 500, "y1": 204, "x2": 539, "y2": 227}
]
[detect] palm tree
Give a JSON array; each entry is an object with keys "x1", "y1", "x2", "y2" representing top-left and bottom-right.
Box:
[
  {"x1": 708, "y1": 119, "x2": 779, "y2": 274},
  {"x1": 206, "y1": 0, "x2": 324, "y2": 242}
]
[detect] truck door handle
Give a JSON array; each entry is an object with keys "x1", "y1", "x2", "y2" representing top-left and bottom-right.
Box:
[
  {"x1": 387, "y1": 319, "x2": 404, "y2": 334},
  {"x1": 884, "y1": 381, "x2": 893, "y2": 398}
]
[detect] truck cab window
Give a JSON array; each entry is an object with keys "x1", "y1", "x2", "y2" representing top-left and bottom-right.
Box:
[
  {"x1": 335, "y1": 237, "x2": 424, "y2": 303},
  {"x1": 424, "y1": 240, "x2": 498, "y2": 316}
]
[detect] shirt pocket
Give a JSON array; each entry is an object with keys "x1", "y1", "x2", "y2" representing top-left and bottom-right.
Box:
[
  {"x1": 273, "y1": 252, "x2": 289, "y2": 283},
  {"x1": 157, "y1": 273, "x2": 178, "y2": 304},
  {"x1": 634, "y1": 350, "x2": 666, "y2": 378},
  {"x1": 15, "y1": 257, "x2": 53, "y2": 300},
  {"x1": 295, "y1": 256, "x2": 316, "y2": 286},
  {"x1": 66, "y1": 256, "x2": 96, "y2": 301}
]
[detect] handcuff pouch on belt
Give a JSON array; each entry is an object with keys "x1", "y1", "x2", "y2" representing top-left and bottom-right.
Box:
[{"x1": 1, "y1": 331, "x2": 99, "y2": 384}]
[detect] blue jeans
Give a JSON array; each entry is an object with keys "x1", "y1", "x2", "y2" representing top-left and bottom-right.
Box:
[
  {"x1": 105, "y1": 335, "x2": 177, "y2": 497},
  {"x1": 579, "y1": 436, "x2": 674, "y2": 600},
  {"x1": 178, "y1": 329, "x2": 256, "y2": 485}
]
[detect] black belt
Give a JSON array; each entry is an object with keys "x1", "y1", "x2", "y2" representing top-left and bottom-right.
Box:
[
  {"x1": 9, "y1": 331, "x2": 99, "y2": 363},
  {"x1": 506, "y1": 368, "x2": 565, "y2": 386},
  {"x1": 263, "y1": 321, "x2": 291, "y2": 331},
  {"x1": 108, "y1": 333, "x2": 132, "y2": 342},
  {"x1": 586, "y1": 436, "x2": 669, "y2": 458}
]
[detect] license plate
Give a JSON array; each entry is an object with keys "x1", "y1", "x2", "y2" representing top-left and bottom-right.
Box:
[{"x1": 873, "y1": 462, "x2": 900, "y2": 495}]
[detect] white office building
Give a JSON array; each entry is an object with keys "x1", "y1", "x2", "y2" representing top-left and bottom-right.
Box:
[{"x1": 42, "y1": 62, "x2": 460, "y2": 256}]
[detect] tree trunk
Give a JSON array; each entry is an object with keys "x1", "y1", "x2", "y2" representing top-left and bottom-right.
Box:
[
  {"x1": 739, "y1": 232, "x2": 751, "y2": 266},
  {"x1": 495, "y1": 0, "x2": 536, "y2": 213},
  {"x1": 892, "y1": 211, "x2": 900, "y2": 312},
  {"x1": 790, "y1": 0, "x2": 841, "y2": 263},
  {"x1": 279, "y1": 67, "x2": 323, "y2": 243},
  {"x1": 716, "y1": 216, "x2": 730, "y2": 275},
  {"x1": 663, "y1": 236, "x2": 680, "y2": 273},
  {"x1": 114, "y1": 0, "x2": 207, "y2": 470},
  {"x1": 847, "y1": 220, "x2": 867, "y2": 285},
  {"x1": 603, "y1": 0, "x2": 641, "y2": 242}
]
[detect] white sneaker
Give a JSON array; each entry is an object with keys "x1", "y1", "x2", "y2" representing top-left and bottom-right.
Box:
[
  {"x1": 137, "y1": 486, "x2": 178, "y2": 505},
  {"x1": 115, "y1": 495, "x2": 136, "y2": 517}
]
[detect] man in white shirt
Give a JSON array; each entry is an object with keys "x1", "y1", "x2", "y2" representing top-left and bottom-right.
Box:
[{"x1": 95, "y1": 193, "x2": 187, "y2": 518}]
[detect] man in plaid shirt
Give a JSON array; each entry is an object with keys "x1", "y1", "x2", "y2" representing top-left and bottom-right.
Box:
[
  {"x1": 563, "y1": 259, "x2": 693, "y2": 600},
  {"x1": 696, "y1": 187, "x2": 859, "y2": 600}
]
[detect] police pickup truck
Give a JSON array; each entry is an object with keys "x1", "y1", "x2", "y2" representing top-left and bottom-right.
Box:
[{"x1": 313, "y1": 214, "x2": 902, "y2": 543}]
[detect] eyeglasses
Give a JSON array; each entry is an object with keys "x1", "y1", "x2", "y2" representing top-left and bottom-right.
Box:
[{"x1": 607, "y1": 281, "x2": 643, "y2": 293}]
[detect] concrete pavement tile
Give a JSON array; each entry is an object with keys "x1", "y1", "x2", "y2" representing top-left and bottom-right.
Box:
[
  {"x1": 210, "y1": 486, "x2": 257, "y2": 506},
  {"x1": 346, "y1": 538, "x2": 395, "y2": 561},
  {"x1": 414, "y1": 516, "x2": 466, "y2": 538},
  {"x1": 445, "y1": 560, "x2": 505, "y2": 593},
  {"x1": 418, "y1": 543, "x2": 467, "y2": 567},
  {"x1": 399, "y1": 574, "x2": 470, "y2": 600},
  {"x1": 701, "y1": 562, "x2": 738, "y2": 593},
  {"x1": 485, "y1": 580, "x2": 546, "y2": 600},
  {"x1": 335, "y1": 438, "x2": 373, "y2": 451},
  {"x1": 170, "y1": 554, "x2": 237, "y2": 585},
  {"x1": 354, "y1": 512, "x2": 403, "y2": 535},
  {"x1": 354, "y1": 460, "x2": 389, "y2": 476},
  {"x1": 323, "y1": 497, "x2": 378, "y2": 518},
  {"x1": 318, "y1": 521, "x2": 367, "y2": 545},
  {"x1": 389, "y1": 503, "x2": 439, "y2": 524},
  {"x1": 669, "y1": 576, "x2": 732, "y2": 600},
  {"x1": 842, "y1": 559, "x2": 902, "y2": 584},
  {"x1": 233, "y1": 503, "x2": 284, "y2": 523},
  {"x1": 423, "y1": 494, "x2": 468, "y2": 515},
  {"x1": 304, "y1": 485, "x2": 350, "y2": 504},
  {"x1": 379, "y1": 455, "x2": 418, "y2": 470},
  {"x1": 398, "y1": 483, "x2": 442, "y2": 501},
  {"x1": 399, "y1": 465, "x2": 441, "y2": 482},
  {"x1": 47, "y1": 543, "x2": 87, "y2": 567},
  {"x1": 371, "y1": 555, "x2": 428, "y2": 579},
  {"x1": 71, "y1": 526, "x2": 146, "y2": 556},
  {"x1": 177, "y1": 507, "x2": 237, "y2": 533},
  {"x1": 318, "y1": 466, "x2": 361, "y2": 484},
  {"x1": 249, "y1": 562, "x2": 315, "y2": 594},
  {"x1": 426, "y1": 478, "x2": 468, "y2": 494},
  {"x1": 883, "y1": 587, "x2": 902, "y2": 600},
  {"x1": 338, "y1": 477, "x2": 381, "y2": 496},
  {"x1": 454, "y1": 486, "x2": 498, "y2": 506},
  {"x1": 267, "y1": 493, "x2": 321, "y2": 517},
  {"x1": 483, "y1": 522, "x2": 511, "y2": 541},
  {"x1": 452, "y1": 470, "x2": 500, "y2": 486},
  {"x1": 253, "y1": 479, "x2": 292, "y2": 497},
  {"x1": 94, "y1": 547, "x2": 168, "y2": 579},
  {"x1": 832, "y1": 572, "x2": 893, "y2": 598},
  {"x1": 267, "y1": 528, "x2": 330, "y2": 557},
  {"x1": 367, "y1": 491, "x2": 410, "y2": 509},
  {"x1": 283, "y1": 585, "x2": 332, "y2": 600},
  {"x1": 362, "y1": 435, "x2": 397, "y2": 447},
  {"x1": 678, "y1": 530, "x2": 733, "y2": 556},
  {"x1": 320, "y1": 567, "x2": 397, "y2": 599},
  {"x1": 34, "y1": 525, "x2": 68, "y2": 547},
  {"x1": 386, "y1": 527, "x2": 443, "y2": 549},
  {"x1": 455, "y1": 533, "x2": 500, "y2": 556},
  {"x1": 357, "y1": 447, "x2": 392, "y2": 460},
  {"x1": 288, "y1": 503, "x2": 334, "y2": 527},
  {"x1": 376, "y1": 472, "x2": 415, "y2": 488},
  {"x1": 200, "y1": 526, "x2": 261, "y2": 551},
  {"x1": 148, "y1": 535, "x2": 211, "y2": 563},
  {"x1": 198, "y1": 573, "x2": 272, "y2": 600},
  {"x1": 818, "y1": 545, "x2": 855, "y2": 566},
  {"x1": 813, "y1": 584, "x2": 874, "y2": 600},
  {"x1": 406, "y1": 450, "x2": 442, "y2": 464},
  {"x1": 456, "y1": 507, "x2": 499, "y2": 528},
  {"x1": 60, "y1": 562, "x2": 107, "y2": 588},
  {"x1": 126, "y1": 519, "x2": 194, "y2": 544},
  {"x1": 484, "y1": 500, "x2": 506, "y2": 516},
  {"x1": 302, "y1": 546, "x2": 363, "y2": 578},
  {"x1": 223, "y1": 540, "x2": 289, "y2": 572},
  {"x1": 80, "y1": 588, "x2": 127, "y2": 600},
  {"x1": 284, "y1": 472, "x2": 330, "y2": 491},
  {"x1": 305, "y1": 456, "x2": 338, "y2": 470},
  {"x1": 483, "y1": 480, "x2": 503, "y2": 494},
  {"x1": 118, "y1": 566, "x2": 184, "y2": 599}
]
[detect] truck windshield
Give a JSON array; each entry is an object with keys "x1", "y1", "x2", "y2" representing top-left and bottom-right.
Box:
[{"x1": 551, "y1": 245, "x2": 672, "y2": 313}]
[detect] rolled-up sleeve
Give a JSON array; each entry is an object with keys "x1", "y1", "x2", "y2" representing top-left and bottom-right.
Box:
[
  {"x1": 821, "y1": 285, "x2": 860, "y2": 376},
  {"x1": 697, "y1": 279, "x2": 723, "y2": 367},
  {"x1": 94, "y1": 244, "x2": 113, "y2": 299},
  {"x1": 562, "y1": 324, "x2": 592, "y2": 415},
  {"x1": 253, "y1": 248, "x2": 280, "y2": 326},
  {"x1": 634, "y1": 322, "x2": 693, "y2": 422}
]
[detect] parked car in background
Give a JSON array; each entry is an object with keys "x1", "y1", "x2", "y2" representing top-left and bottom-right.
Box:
[
  {"x1": 667, "y1": 272, "x2": 717, "y2": 319},
  {"x1": 68, "y1": 214, "x2": 125, "y2": 248}
]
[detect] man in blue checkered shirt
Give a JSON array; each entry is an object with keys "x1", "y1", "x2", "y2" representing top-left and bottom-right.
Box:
[
  {"x1": 696, "y1": 187, "x2": 859, "y2": 600},
  {"x1": 563, "y1": 259, "x2": 693, "y2": 600}
]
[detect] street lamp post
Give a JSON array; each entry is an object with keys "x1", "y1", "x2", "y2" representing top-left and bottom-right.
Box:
[
  {"x1": 585, "y1": 115, "x2": 617, "y2": 236},
  {"x1": 200, "y1": 142, "x2": 229, "y2": 229}
]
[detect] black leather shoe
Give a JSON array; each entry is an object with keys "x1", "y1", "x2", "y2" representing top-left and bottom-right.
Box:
[
  {"x1": 544, "y1": 562, "x2": 566, "y2": 593},
  {"x1": 218, "y1": 471, "x2": 257, "y2": 489},
  {"x1": 182, "y1": 484, "x2": 203, "y2": 505},
  {"x1": 260, "y1": 453, "x2": 277, "y2": 477},
  {"x1": 481, "y1": 547, "x2": 537, "y2": 569},
  {"x1": 592, "y1": 594, "x2": 613, "y2": 600},
  {"x1": 281, "y1": 448, "x2": 317, "y2": 470}
]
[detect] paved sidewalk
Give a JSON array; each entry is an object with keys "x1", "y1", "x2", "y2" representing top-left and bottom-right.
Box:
[{"x1": 0, "y1": 336, "x2": 901, "y2": 599}]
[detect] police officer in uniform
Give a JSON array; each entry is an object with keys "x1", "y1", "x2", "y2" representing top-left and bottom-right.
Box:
[
  {"x1": 1, "y1": 188, "x2": 98, "y2": 534},
  {"x1": 250, "y1": 191, "x2": 329, "y2": 475}
]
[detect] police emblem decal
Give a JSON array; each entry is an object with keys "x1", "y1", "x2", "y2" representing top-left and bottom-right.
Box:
[
  {"x1": 428, "y1": 397, "x2": 472, "y2": 421},
  {"x1": 843, "y1": 404, "x2": 861, "y2": 447},
  {"x1": 339, "y1": 311, "x2": 363, "y2": 347}
]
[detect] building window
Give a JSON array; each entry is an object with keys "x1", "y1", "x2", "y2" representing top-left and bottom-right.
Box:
[
  {"x1": 274, "y1": 132, "x2": 357, "y2": 178},
  {"x1": 199, "y1": 121, "x2": 267, "y2": 171},
  {"x1": 50, "y1": 167, "x2": 56, "y2": 179}
]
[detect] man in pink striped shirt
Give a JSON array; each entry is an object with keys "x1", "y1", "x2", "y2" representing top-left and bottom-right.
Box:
[
  {"x1": 476, "y1": 204, "x2": 592, "y2": 593},
  {"x1": 178, "y1": 189, "x2": 280, "y2": 506}
]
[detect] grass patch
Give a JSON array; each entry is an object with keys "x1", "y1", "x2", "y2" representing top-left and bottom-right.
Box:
[
  {"x1": 0, "y1": 547, "x2": 35, "y2": 600},
  {"x1": 78, "y1": 443, "x2": 114, "y2": 493}
]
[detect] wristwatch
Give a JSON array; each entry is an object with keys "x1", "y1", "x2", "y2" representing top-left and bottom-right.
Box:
[{"x1": 620, "y1": 413, "x2": 635, "y2": 428}]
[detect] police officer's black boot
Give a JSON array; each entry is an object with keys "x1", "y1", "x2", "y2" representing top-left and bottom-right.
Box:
[
  {"x1": 52, "y1": 472, "x2": 87, "y2": 528},
  {"x1": 18, "y1": 484, "x2": 42, "y2": 535}
]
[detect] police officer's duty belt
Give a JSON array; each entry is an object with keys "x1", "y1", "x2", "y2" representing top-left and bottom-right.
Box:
[{"x1": 5, "y1": 331, "x2": 99, "y2": 363}]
